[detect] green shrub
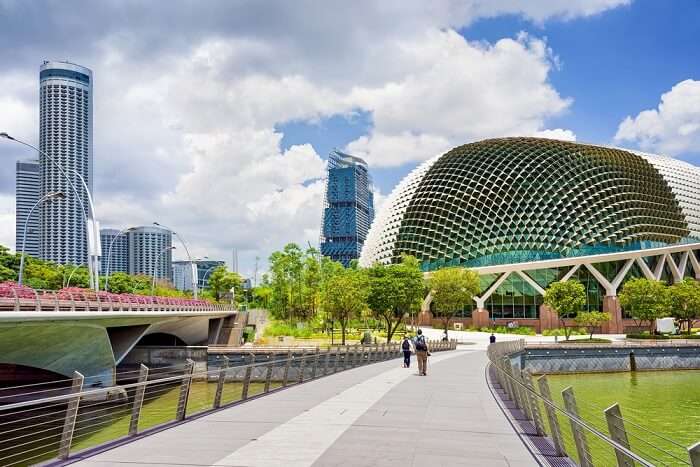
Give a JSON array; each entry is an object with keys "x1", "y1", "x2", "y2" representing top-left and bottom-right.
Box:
[
  {"x1": 263, "y1": 322, "x2": 313, "y2": 338},
  {"x1": 559, "y1": 337, "x2": 612, "y2": 344},
  {"x1": 626, "y1": 333, "x2": 670, "y2": 340},
  {"x1": 542, "y1": 327, "x2": 587, "y2": 336}
]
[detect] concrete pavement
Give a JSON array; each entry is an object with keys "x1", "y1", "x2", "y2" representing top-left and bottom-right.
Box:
[{"x1": 70, "y1": 348, "x2": 538, "y2": 467}]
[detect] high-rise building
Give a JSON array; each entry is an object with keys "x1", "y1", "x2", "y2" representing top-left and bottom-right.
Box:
[
  {"x1": 39, "y1": 61, "x2": 93, "y2": 265},
  {"x1": 127, "y1": 226, "x2": 172, "y2": 280},
  {"x1": 173, "y1": 259, "x2": 225, "y2": 291},
  {"x1": 320, "y1": 150, "x2": 374, "y2": 266},
  {"x1": 15, "y1": 160, "x2": 41, "y2": 257},
  {"x1": 100, "y1": 228, "x2": 128, "y2": 275}
]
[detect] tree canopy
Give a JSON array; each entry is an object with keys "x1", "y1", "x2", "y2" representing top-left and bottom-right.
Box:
[
  {"x1": 618, "y1": 278, "x2": 668, "y2": 333},
  {"x1": 667, "y1": 278, "x2": 700, "y2": 334},
  {"x1": 543, "y1": 279, "x2": 586, "y2": 340},
  {"x1": 321, "y1": 266, "x2": 368, "y2": 344},
  {"x1": 428, "y1": 267, "x2": 480, "y2": 333}
]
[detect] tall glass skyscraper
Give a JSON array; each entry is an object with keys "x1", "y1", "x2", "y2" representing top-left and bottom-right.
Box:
[
  {"x1": 99, "y1": 228, "x2": 129, "y2": 275},
  {"x1": 39, "y1": 61, "x2": 93, "y2": 265},
  {"x1": 320, "y1": 150, "x2": 374, "y2": 266},
  {"x1": 15, "y1": 160, "x2": 40, "y2": 258},
  {"x1": 128, "y1": 226, "x2": 173, "y2": 280}
]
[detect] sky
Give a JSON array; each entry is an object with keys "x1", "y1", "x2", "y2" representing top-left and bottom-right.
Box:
[{"x1": 0, "y1": 0, "x2": 699, "y2": 278}]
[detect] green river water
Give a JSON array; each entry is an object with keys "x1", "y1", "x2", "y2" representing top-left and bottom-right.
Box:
[{"x1": 545, "y1": 370, "x2": 700, "y2": 466}]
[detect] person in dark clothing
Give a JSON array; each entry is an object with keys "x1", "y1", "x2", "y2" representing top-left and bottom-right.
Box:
[
  {"x1": 489, "y1": 333, "x2": 496, "y2": 344},
  {"x1": 401, "y1": 335, "x2": 412, "y2": 368}
]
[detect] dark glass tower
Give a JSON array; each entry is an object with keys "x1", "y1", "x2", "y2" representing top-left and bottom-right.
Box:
[{"x1": 320, "y1": 150, "x2": 374, "y2": 266}]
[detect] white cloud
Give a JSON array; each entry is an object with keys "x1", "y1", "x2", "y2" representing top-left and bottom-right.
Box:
[
  {"x1": 0, "y1": 1, "x2": 630, "y2": 275},
  {"x1": 534, "y1": 128, "x2": 577, "y2": 141},
  {"x1": 0, "y1": 195, "x2": 16, "y2": 251},
  {"x1": 614, "y1": 80, "x2": 700, "y2": 156}
]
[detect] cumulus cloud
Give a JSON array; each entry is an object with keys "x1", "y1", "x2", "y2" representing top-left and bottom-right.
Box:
[
  {"x1": 0, "y1": 0, "x2": 627, "y2": 274},
  {"x1": 614, "y1": 80, "x2": 700, "y2": 156},
  {"x1": 533, "y1": 128, "x2": 577, "y2": 141}
]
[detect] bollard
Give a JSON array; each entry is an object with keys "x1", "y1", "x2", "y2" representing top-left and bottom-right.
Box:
[
  {"x1": 361, "y1": 345, "x2": 367, "y2": 365},
  {"x1": 129, "y1": 364, "x2": 149, "y2": 435},
  {"x1": 562, "y1": 386, "x2": 593, "y2": 467},
  {"x1": 344, "y1": 346, "x2": 351, "y2": 370},
  {"x1": 241, "y1": 354, "x2": 255, "y2": 400},
  {"x1": 604, "y1": 403, "x2": 634, "y2": 467},
  {"x1": 264, "y1": 361, "x2": 273, "y2": 393},
  {"x1": 523, "y1": 371, "x2": 546, "y2": 437},
  {"x1": 213, "y1": 356, "x2": 229, "y2": 409},
  {"x1": 537, "y1": 375, "x2": 567, "y2": 457},
  {"x1": 688, "y1": 442, "x2": 700, "y2": 467},
  {"x1": 298, "y1": 349, "x2": 307, "y2": 383},
  {"x1": 323, "y1": 348, "x2": 331, "y2": 375},
  {"x1": 382, "y1": 344, "x2": 388, "y2": 360},
  {"x1": 311, "y1": 348, "x2": 320, "y2": 379},
  {"x1": 282, "y1": 350, "x2": 292, "y2": 386},
  {"x1": 58, "y1": 371, "x2": 84, "y2": 459},
  {"x1": 176, "y1": 359, "x2": 195, "y2": 421},
  {"x1": 333, "y1": 346, "x2": 341, "y2": 373}
]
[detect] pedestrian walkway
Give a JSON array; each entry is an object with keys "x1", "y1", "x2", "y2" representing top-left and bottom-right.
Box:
[{"x1": 70, "y1": 349, "x2": 537, "y2": 467}]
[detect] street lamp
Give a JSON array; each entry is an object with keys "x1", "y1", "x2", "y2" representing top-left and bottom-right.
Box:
[
  {"x1": 104, "y1": 227, "x2": 135, "y2": 291},
  {"x1": 152, "y1": 222, "x2": 197, "y2": 299},
  {"x1": 64, "y1": 263, "x2": 84, "y2": 288},
  {"x1": 151, "y1": 246, "x2": 176, "y2": 295},
  {"x1": 18, "y1": 191, "x2": 65, "y2": 285},
  {"x1": 68, "y1": 168, "x2": 101, "y2": 290},
  {"x1": 200, "y1": 265, "x2": 220, "y2": 289},
  {"x1": 1, "y1": 132, "x2": 98, "y2": 290}
]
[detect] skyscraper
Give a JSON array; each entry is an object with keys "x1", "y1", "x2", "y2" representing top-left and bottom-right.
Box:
[
  {"x1": 100, "y1": 228, "x2": 128, "y2": 275},
  {"x1": 320, "y1": 150, "x2": 374, "y2": 266},
  {"x1": 173, "y1": 259, "x2": 225, "y2": 291},
  {"x1": 128, "y1": 226, "x2": 172, "y2": 280},
  {"x1": 15, "y1": 160, "x2": 40, "y2": 258},
  {"x1": 39, "y1": 61, "x2": 93, "y2": 265}
]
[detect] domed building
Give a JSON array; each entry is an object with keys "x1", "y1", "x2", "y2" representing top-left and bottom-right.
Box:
[{"x1": 360, "y1": 138, "x2": 700, "y2": 333}]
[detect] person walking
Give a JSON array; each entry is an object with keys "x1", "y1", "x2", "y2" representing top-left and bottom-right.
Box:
[
  {"x1": 401, "y1": 335, "x2": 412, "y2": 368},
  {"x1": 415, "y1": 329, "x2": 429, "y2": 376},
  {"x1": 489, "y1": 333, "x2": 496, "y2": 344}
]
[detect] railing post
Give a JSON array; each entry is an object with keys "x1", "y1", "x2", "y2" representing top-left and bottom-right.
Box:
[
  {"x1": 264, "y1": 361, "x2": 273, "y2": 393},
  {"x1": 360, "y1": 345, "x2": 366, "y2": 365},
  {"x1": 311, "y1": 347, "x2": 320, "y2": 379},
  {"x1": 344, "y1": 346, "x2": 350, "y2": 370},
  {"x1": 604, "y1": 403, "x2": 635, "y2": 467},
  {"x1": 58, "y1": 371, "x2": 84, "y2": 460},
  {"x1": 333, "y1": 346, "x2": 340, "y2": 373},
  {"x1": 523, "y1": 371, "x2": 546, "y2": 436},
  {"x1": 514, "y1": 366, "x2": 534, "y2": 422},
  {"x1": 283, "y1": 350, "x2": 292, "y2": 386},
  {"x1": 213, "y1": 356, "x2": 229, "y2": 409},
  {"x1": 298, "y1": 349, "x2": 307, "y2": 383},
  {"x1": 537, "y1": 375, "x2": 567, "y2": 457},
  {"x1": 129, "y1": 364, "x2": 149, "y2": 436},
  {"x1": 382, "y1": 344, "x2": 387, "y2": 360},
  {"x1": 241, "y1": 354, "x2": 255, "y2": 400},
  {"x1": 176, "y1": 359, "x2": 195, "y2": 421},
  {"x1": 562, "y1": 386, "x2": 594, "y2": 467},
  {"x1": 501, "y1": 357, "x2": 517, "y2": 405},
  {"x1": 688, "y1": 442, "x2": 700, "y2": 467},
  {"x1": 323, "y1": 348, "x2": 331, "y2": 375}
]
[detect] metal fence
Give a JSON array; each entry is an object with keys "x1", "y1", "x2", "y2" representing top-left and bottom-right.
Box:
[
  {"x1": 0, "y1": 339, "x2": 457, "y2": 466},
  {"x1": 487, "y1": 340, "x2": 700, "y2": 466}
]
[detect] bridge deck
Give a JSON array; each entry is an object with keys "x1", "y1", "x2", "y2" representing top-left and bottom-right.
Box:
[{"x1": 70, "y1": 348, "x2": 537, "y2": 467}]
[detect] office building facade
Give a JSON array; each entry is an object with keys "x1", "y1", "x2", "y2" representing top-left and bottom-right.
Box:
[
  {"x1": 173, "y1": 260, "x2": 225, "y2": 292},
  {"x1": 100, "y1": 228, "x2": 129, "y2": 275},
  {"x1": 127, "y1": 226, "x2": 172, "y2": 280},
  {"x1": 320, "y1": 150, "x2": 374, "y2": 266},
  {"x1": 39, "y1": 61, "x2": 93, "y2": 265},
  {"x1": 15, "y1": 160, "x2": 41, "y2": 258}
]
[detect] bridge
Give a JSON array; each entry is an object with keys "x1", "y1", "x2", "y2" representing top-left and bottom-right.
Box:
[{"x1": 0, "y1": 285, "x2": 237, "y2": 388}]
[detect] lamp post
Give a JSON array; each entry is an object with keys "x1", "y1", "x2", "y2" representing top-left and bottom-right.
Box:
[
  {"x1": 153, "y1": 222, "x2": 197, "y2": 299},
  {"x1": 200, "y1": 265, "x2": 220, "y2": 290},
  {"x1": 64, "y1": 263, "x2": 84, "y2": 288},
  {"x1": 1, "y1": 132, "x2": 97, "y2": 290},
  {"x1": 151, "y1": 246, "x2": 176, "y2": 295},
  {"x1": 69, "y1": 169, "x2": 101, "y2": 290},
  {"x1": 104, "y1": 227, "x2": 135, "y2": 291},
  {"x1": 18, "y1": 191, "x2": 65, "y2": 286}
]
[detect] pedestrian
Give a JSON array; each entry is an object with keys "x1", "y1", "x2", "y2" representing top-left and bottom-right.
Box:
[
  {"x1": 442, "y1": 330, "x2": 448, "y2": 341},
  {"x1": 401, "y1": 334, "x2": 412, "y2": 368},
  {"x1": 415, "y1": 329, "x2": 429, "y2": 376},
  {"x1": 489, "y1": 333, "x2": 496, "y2": 344}
]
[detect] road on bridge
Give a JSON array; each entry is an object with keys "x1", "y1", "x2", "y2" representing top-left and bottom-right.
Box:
[{"x1": 68, "y1": 346, "x2": 537, "y2": 467}]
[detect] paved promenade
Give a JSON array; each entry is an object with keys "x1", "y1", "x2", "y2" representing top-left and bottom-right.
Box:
[{"x1": 70, "y1": 347, "x2": 537, "y2": 467}]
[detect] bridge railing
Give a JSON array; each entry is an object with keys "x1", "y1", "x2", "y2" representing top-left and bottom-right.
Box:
[
  {"x1": 0, "y1": 282, "x2": 233, "y2": 313},
  {"x1": 0, "y1": 339, "x2": 458, "y2": 465},
  {"x1": 487, "y1": 340, "x2": 700, "y2": 466}
]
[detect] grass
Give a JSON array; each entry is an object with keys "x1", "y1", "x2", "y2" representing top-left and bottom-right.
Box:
[{"x1": 556, "y1": 337, "x2": 612, "y2": 344}]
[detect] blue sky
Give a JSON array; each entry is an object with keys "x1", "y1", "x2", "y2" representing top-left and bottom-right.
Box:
[{"x1": 0, "y1": 0, "x2": 699, "y2": 275}]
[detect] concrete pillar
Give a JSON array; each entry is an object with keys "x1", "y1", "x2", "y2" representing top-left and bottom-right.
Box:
[
  {"x1": 603, "y1": 296, "x2": 624, "y2": 334},
  {"x1": 539, "y1": 304, "x2": 558, "y2": 331},
  {"x1": 472, "y1": 308, "x2": 490, "y2": 329}
]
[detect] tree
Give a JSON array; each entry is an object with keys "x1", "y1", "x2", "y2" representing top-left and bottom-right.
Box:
[
  {"x1": 543, "y1": 280, "x2": 586, "y2": 340},
  {"x1": 366, "y1": 255, "x2": 424, "y2": 342},
  {"x1": 321, "y1": 267, "x2": 368, "y2": 345},
  {"x1": 618, "y1": 278, "x2": 668, "y2": 334},
  {"x1": 667, "y1": 279, "x2": 700, "y2": 334},
  {"x1": 207, "y1": 266, "x2": 243, "y2": 302},
  {"x1": 574, "y1": 311, "x2": 611, "y2": 339},
  {"x1": 428, "y1": 267, "x2": 480, "y2": 335}
]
